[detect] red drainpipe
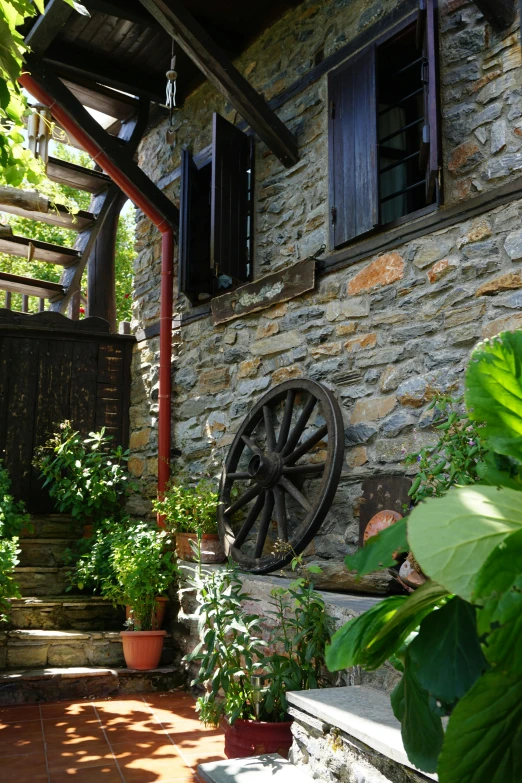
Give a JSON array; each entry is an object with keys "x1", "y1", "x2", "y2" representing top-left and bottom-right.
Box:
[{"x1": 19, "y1": 74, "x2": 174, "y2": 509}]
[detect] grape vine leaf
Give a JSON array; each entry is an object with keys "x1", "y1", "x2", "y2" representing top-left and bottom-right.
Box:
[
  {"x1": 437, "y1": 670, "x2": 522, "y2": 783},
  {"x1": 408, "y1": 485, "x2": 522, "y2": 600},
  {"x1": 344, "y1": 517, "x2": 408, "y2": 577},
  {"x1": 466, "y1": 330, "x2": 522, "y2": 463},
  {"x1": 408, "y1": 597, "x2": 488, "y2": 704},
  {"x1": 474, "y1": 528, "x2": 522, "y2": 674},
  {"x1": 391, "y1": 655, "x2": 444, "y2": 774}
]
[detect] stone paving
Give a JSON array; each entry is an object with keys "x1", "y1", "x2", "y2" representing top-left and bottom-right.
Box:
[{"x1": 0, "y1": 691, "x2": 225, "y2": 782}]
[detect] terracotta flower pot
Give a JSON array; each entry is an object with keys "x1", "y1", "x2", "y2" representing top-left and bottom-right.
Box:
[
  {"x1": 125, "y1": 596, "x2": 168, "y2": 630},
  {"x1": 120, "y1": 630, "x2": 166, "y2": 670},
  {"x1": 224, "y1": 719, "x2": 293, "y2": 760},
  {"x1": 175, "y1": 532, "x2": 225, "y2": 563}
]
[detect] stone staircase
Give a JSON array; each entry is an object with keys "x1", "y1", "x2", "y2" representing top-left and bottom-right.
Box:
[{"x1": 0, "y1": 514, "x2": 178, "y2": 705}]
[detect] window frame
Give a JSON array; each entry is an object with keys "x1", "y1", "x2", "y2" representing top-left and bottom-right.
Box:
[{"x1": 327, "y1": 4, "x2": 441, "y2": 252}]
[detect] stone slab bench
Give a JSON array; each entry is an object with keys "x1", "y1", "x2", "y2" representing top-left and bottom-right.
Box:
[
  {"x1": 287, "y1": 686, "x2": 436, "y2": 783},
  {"x1": 198, "y1": 754, "x2": 314, "y2": 783}
]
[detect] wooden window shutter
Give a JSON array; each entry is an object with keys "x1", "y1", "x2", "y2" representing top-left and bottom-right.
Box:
[
  {"x1": 179, "y1": 149, "x2": 213, "y2": 305},
  {"x1": 211, "y1": 113, "x2": 251, "y2": 284},
  {"x1": 418, "y1": 0, "x2": 440, "y2": 201},
  {"x1": 328, "y1": 45, "x2": 378, "y2": 249}
]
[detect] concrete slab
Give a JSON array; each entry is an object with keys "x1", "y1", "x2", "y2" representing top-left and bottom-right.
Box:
[
  {"x1": 287, "y1": 687, "x2": 437, "y2": 781},
  {"x1": 198, "y1": 754, "x2": 315, "y2": 783}
]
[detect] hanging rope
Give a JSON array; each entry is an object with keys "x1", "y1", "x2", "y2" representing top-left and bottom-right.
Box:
[{"x1": 165, "y1": 39, "x2": 177, "y2": 144}]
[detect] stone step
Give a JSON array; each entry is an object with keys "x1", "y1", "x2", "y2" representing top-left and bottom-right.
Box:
[
  {"x1": 15, "y1": 566, "x2": 71, "y2": 596},
  {"x1": 0, "y1": 665, "x2": 181, "y2": 706},
  {"x1": 21, "y1": 514, "x2": 82, "y2": 540},
  {"x1": 198, "y1": 755, "x2": 314, "y2": 783},
  {"x1": 0, "y1": 629, "x2": 174, "y2": 670},
  {"x1": 18, "y1": 538, "x2": 76, "y2": 568},
  {"x1": 7, "y1": 596, "x2": 124, "y2": 632}
]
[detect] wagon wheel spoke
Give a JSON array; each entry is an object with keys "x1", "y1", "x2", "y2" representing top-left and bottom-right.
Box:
[
  {"x1": 242, "y1": 434, "x2": 262, "y2": 456},
  {"x1": 273, "y1": 485, "x2": 288, "y2": 541},
  {"x1": 282, "y1": 463, "x2": 326, "y2": 476},
  {"x1": 255, "y1": 490, "x2": 275, "y2": 558},
  {"x1": 280, "y1": 394, "x2": 317, "y2": 457},
  {"x1": 233, "y1": 491, "x2": 266, "y2": 549},
  {"x1": 284, "y1": 424, "x2": 328, "y2": 466},
  {"x1": 225, "y1": 484, "x2": 262, "y2": 516},
  {"x1": 276, "y1": 389, "x2": 296, "y2": 452},
  {"x1": 263, "y1": 405, "x2": 276, "y2": 452},
  {"x1": 279, "y1": 475, "x2": 312, "y2": 512}
]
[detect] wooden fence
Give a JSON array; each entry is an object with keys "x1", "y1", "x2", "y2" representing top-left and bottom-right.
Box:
[{"x1": 0, "y1": 309, "x2": 135, "y2": 512}]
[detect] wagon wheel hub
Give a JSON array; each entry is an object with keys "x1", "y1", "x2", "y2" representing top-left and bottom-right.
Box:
[
  {"x1": 247, "y1": 451, "x2": 283, "y2": 488},
  {"x1": 218, "y1": 378, "x2": 345, "y2": 574}
]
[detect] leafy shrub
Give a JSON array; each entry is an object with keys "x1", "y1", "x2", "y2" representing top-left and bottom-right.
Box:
[
  {"x1": 101, "y1": 521, "x2": 177, "y2": 631},
  {"x1": 0, "y1": 462, "x2": 29, "y2": 620},
  {"x1": 185, "y1": 560, "x2": 331, "y2": 727},
  {"x1": 326, "y1": 329, "x2": 522, "y2": 783},
  {"x1": 152, "y1": 479, "x2": 218, "y2": 534},
  {"x1": 36, "y1": 422, "x2": 133, "y2": 524}
]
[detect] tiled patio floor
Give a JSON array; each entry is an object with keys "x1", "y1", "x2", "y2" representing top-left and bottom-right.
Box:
[{"x1": 0, "y1": 692, "x2": 225, "y2": 782}]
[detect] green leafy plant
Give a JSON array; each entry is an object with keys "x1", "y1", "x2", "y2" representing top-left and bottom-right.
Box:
[
  {"x1": 35, "y1": 421, "x2": 133, "y2": 524},
  {"x1": 0, "y1": 461, "x2": 29, "y2": 620},
  {"x1": 152, "y1": 478, "x2": 219, "y2": 534},
  {"x1": 326, "y1": 329, "x2": 522, "y2": 782},
  {"x1": 101, "y1": 521, "x2": 177, "y2": 631},
  {"x1": 184, "y1": 558, "x2": 331, "y2": 727},
  {"x1": 404, "y1": 394, "x2": 487, "y2": 505}
]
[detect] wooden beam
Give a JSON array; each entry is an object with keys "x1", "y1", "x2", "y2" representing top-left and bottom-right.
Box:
[
  {"x1": 46, "y1": 157, "x2": 111, "y2": 194},
  {"x1": 0, "y1": 272, "x2": 64, "y2": 300},
  {"x1": 0, "y1": 235, "x2": 81, "y2": 265},
  {"x1": 24, "y1": 0, "x2": 75, "y2": 56},
  {"x1": 137, "y1": 0, "x2": 299, "y2": 168},
  {"x1": 83, "y1": 0, "x2": 162, "y2": 28},
  {"x1": 43, "y1": 45, "x2": 166, "y2": 104},
  {"x1": 473, "y1": 0, "x2": 516, "y2": 30},
  {"x1": 26, "y1": 58, "x2": 179, "y2": 230},
  {"x1": 60, "y1": 78, "x2": 138, "y2": 121}
]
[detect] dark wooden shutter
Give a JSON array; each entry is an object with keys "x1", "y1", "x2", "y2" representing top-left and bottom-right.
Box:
[
  {"x1": 211, "y1": 113, "x2": 251, "y2": 284},
  {"x1": 179, "y1": 149, "x2": 213, "y2": 305},
  {"x1": 328, "y1": 45, "x2": 378, "y2": 249},
  {"x1": 418, "y1": 0, "x2": 440, "y2": 201}
]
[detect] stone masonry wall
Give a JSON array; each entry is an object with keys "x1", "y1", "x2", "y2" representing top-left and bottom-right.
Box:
[{"x1": 128, "y1": 0, "x2": 522, "y2": 570}]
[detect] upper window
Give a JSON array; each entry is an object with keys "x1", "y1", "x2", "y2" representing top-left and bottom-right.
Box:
[
  {"x1": 179, "y1": 113, "x2": 254, "y2": 306},
  {"x1": 328, "y1": 0, "x2": 440, "y2": 249}
]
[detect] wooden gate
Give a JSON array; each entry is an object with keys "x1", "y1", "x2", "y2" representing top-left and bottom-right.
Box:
[{"x1": 0, "y1": 310, "x2": 135, "y2": 512}]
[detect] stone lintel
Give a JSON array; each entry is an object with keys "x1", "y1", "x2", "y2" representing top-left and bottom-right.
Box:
[{"x1": 286, "y1": 686, "x2": 437, "y2": 781}]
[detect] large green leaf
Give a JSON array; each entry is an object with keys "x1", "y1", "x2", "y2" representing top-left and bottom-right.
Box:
[
  {"x1": 408, "y1": 485, "x2": 522, "y2": 601},
  {"x1": 474, "y1": 528, "x2": 522, "y2": 673},
  {"x1": 344, "y1": 517, "x2": 408, "y2": 577},
  {"x1": 326, "y1": 596, "x2": 406, "y2": 672},
  {"x1": 408, "y1": 597, "x2": 488, "y2": 704},
  {"x1": 466, "y1": 330, "x2": 522, "y2": 462},
  {"x1": 437, "y1": 670, "x2": 522, "y2": 783},
  {"x1": 326, "y1": 581, "x2": 447, "y2": 672},
  {"x1": 391, "y1": 655, "x2": 444, "y2": 774}
]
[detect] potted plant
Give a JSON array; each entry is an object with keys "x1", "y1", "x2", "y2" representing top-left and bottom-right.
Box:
[
  {"x1": 102, "y1": 521, "x2": 178, "y2": 670},
  {"x1": 153, "y1": 478, "x2": 224, "y2": 563},
  {"x1": 184, "y1": 556, "x2": 331, "y2": 759}
]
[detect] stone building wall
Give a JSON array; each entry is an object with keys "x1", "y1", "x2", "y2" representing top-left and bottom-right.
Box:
[{"x1": 128, "y1": 0, "x2": 522, "y2": 569}]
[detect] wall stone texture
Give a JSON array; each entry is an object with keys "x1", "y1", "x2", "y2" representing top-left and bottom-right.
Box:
[{"x1": 129, "y1": 0, "x2": 522, "y2": 570}]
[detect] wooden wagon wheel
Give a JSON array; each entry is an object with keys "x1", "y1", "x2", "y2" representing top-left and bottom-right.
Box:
[{"x1": 218, "y1": 378, "x2": 345, "y2": 574}]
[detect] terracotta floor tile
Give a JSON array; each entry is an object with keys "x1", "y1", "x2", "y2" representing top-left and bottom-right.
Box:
[
  {"x1": 43, "y1": 715, "x2": 102, "y2": 735},
  {"x1": 0, "y1": 734, "x2": 45, "y2": 756},
  {"x1": 44, "y1": 729, "x2": 108, "y2": 750},
  {"x1": 103, "y1": 721, "x2": 169, "y2": 746},
  {"x1": 47, "y1": 742, "x2": 113, "y2": 773},
  {"x1": 94, "y1": 701, "x2": 152, "y2": 717},
  {"x1": 0, "y1": 751, "x2": 48, "y2": 780},
  {"x1": 0, "y1": 720, "x2": 43, "y2": 739},
  {"x1": 49, "y1": 762, "x2": 121, "y2": 780},
  {"x1": 41, "y1": 701, "x2": 96, "y2": 719},
  {"x1": 0, "y1": 706, "x2": 41, "y2": 724},
  {"x1": 115, "y1": 748, "x2": 193, "y2": 783},
  {"x1": 182, "y1": 752, "x2": 227, "y2": 768}
]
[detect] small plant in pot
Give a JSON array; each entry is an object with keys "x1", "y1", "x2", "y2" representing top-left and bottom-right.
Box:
[
  {"x1": 184, "y1": 557, "x2": 331, "y2": 759},
  {"x1": 102, "y1": 521, "x2": 178, "y2": 670},
  {"x1": 153, "y1": 478, "x2": 224, "y2": 563}
]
